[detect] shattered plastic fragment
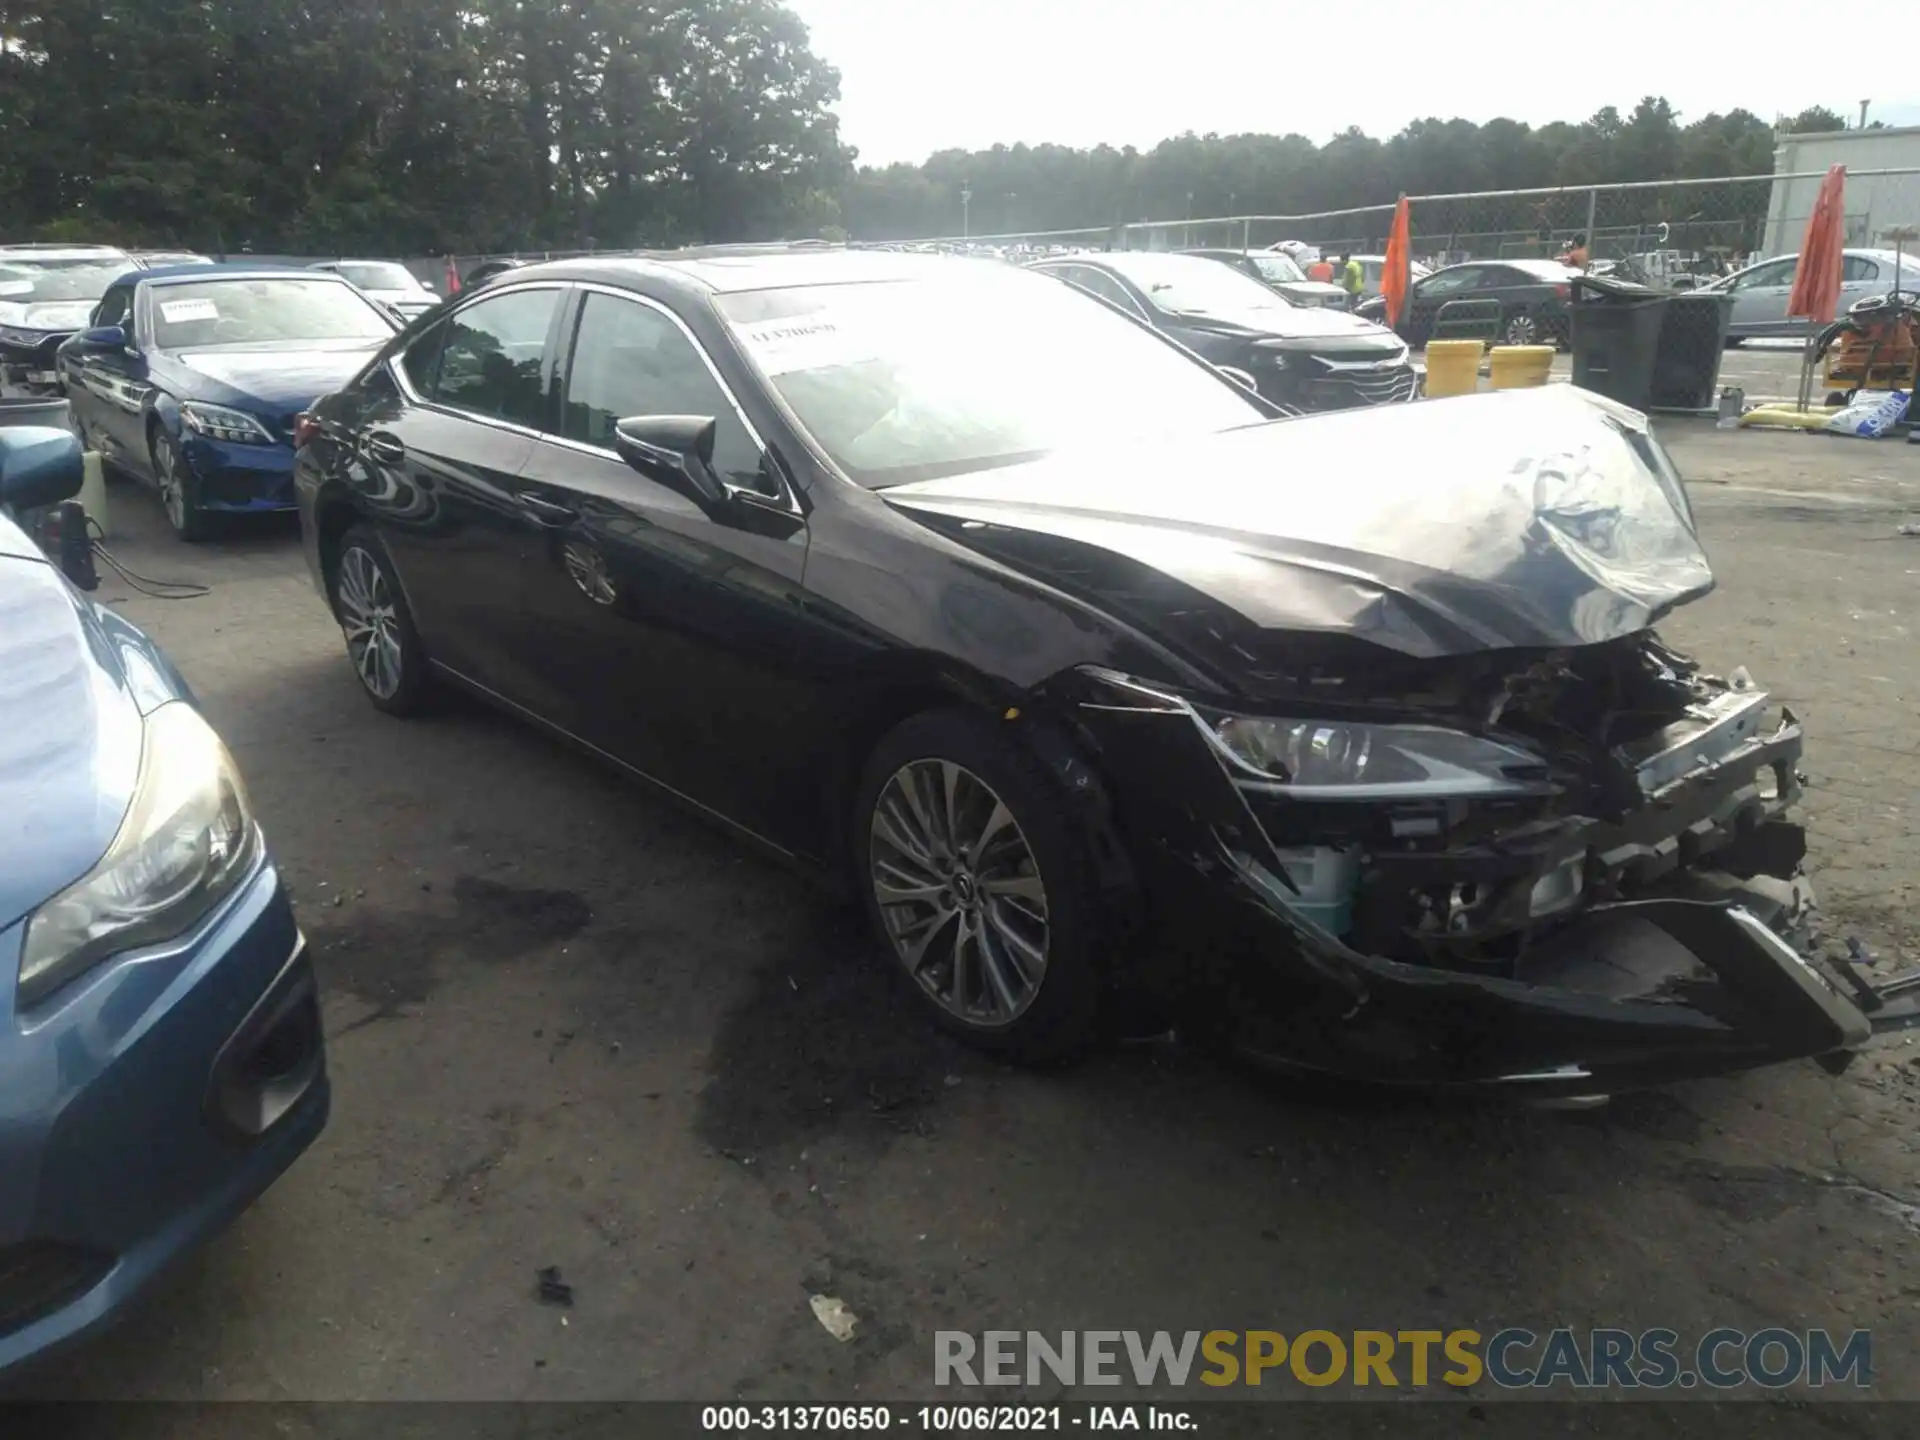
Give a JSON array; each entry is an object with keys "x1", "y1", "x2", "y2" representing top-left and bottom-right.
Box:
[{"x1": 809, "y1": 1293, "x2": 858, "y2": 1342}]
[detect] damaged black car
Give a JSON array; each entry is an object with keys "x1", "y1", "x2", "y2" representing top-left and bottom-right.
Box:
[{"x1": 294, "y1": 248, "x2": 1917, "y2": 1098}]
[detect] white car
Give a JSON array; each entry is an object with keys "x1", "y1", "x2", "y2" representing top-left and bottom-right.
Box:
[
  {"x1": 307, "y1": 260, "x2": 440, "y2": 320},
  {"x1": 1349, "y1": 254, "x2": 1435, "y2": 301},
  {"x1": 1700, "y1": 248, "x2": 1918, "y2": 341}
]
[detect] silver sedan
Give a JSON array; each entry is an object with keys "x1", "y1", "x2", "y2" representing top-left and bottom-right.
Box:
[{"x1": 1703, "y1": 247, "x2": 1918, "y2": 341}]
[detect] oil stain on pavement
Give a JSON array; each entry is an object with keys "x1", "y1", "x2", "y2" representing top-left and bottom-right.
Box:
[{"x1": 308, "y1": 874, "x2": 593, "y2": 1026}]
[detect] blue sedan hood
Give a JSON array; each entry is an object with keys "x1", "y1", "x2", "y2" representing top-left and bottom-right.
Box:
[
  {"x1": 0, "y1": 520, "x2": 185, "y2": 930},
  {"x1": 168, "y1": 342, "x2": 384, "y2": 418}
]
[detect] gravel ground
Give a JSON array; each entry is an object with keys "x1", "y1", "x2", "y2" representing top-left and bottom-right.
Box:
[{"x1": 8, "y1": 416, "x2": 1919, "y2": 1420}]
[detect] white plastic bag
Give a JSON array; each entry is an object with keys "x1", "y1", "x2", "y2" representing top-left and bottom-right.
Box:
[{"x1": 1823, "y1": 389, "x2": 1910, "y2": 438}]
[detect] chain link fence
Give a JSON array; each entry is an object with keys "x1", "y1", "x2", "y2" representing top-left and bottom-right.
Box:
[{"x1": 902, "y1": 170, "x2": 1920, "y2": 281}]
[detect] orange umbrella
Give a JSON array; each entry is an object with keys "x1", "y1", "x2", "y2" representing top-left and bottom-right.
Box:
[
  {"x1": 1787, "y1": 164, "x2": 1846, "y2": 323},
  {"x1": 1381, "y1": 195, "x2": 1412, "y2": 328}
]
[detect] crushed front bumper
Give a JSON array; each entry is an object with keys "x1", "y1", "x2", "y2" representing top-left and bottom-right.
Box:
[{"x1": 1064, "y1": 670, "x2": 1919, "y2": 1096}]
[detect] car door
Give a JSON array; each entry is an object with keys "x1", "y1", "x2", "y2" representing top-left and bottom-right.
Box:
[
  {"x1": 1404, "y1": 265, "x2": 1483, "y2": 344},
  {"x1": 65, "y1": 281, "x2": 147, "y2": 469},
  {"x1": 509, "y1": 285, "x2": 815, "y2": 846},
  {"x1": 1840, "y1": 254, "x2": 1882, "y2": 311},
  {"x1": 352, "y1": 282, "x2": 567, "y2": 702},
  {"x1": 1726, "y1": 257, "x2": 1799, "y2": 336}
]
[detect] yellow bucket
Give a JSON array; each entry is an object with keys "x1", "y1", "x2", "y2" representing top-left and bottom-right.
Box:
[
  {"x1": 1488, "y1": 344, "x2": 1555, "y2": 390},
  {"x1": 1424, "y1": 339, "x2": 1482, "y2": 398}
]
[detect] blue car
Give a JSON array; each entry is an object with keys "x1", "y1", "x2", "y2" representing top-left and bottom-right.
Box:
[
  {"x1": 60, "y1": 264, "x2": 401, "y2": 540},
  {"x1": 0, "y1": 427, "x2": 328, "y2": 1375}
]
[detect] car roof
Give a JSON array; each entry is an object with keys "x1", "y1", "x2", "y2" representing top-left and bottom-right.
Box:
[
  {"x1": 132, "y1": 262, "x2": 329, "y2": 285},
  {"x1": 1491, "y1": 258, "x2": 1580, "y2": 280},
  {"x1": 503, "y1": 247, "x2": 1005, "y2": 296}
]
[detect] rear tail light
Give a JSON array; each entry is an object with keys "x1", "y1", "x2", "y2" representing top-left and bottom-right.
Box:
[{"x1": 293, "y1": 413, "x2": 319, "y2": 449}]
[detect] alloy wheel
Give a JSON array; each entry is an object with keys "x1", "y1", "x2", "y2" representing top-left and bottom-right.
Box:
[
  {"x1": 563, "y1": 541, "x2": 617, "y2": 606},
  {"x1": 155, "y1": 435, "x2": 187, "y2": 531},
  {"x1": 869, "y1": 759, "x2": 1050, "y2": 1027},
  {"x1": 336, "y1": 546, "x2": 404, "y2": 700},
  {"x1": 1504, "y1": 314, "x2": 1539, "y2": 346}
]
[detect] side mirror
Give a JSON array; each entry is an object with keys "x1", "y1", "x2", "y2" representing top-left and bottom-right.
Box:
[
  {"x1": 0, "y1": 426, "x2": 85, "y2": 512},
  {"x1": 78, "y1": 325, "x2": 127, "y2": 350},
  {"x1": 1216, "y1": 365, "x2": 1259, "y2": 395},
  {"x1": 613, "y1": 414, "x2": 726, "y2": 508}
]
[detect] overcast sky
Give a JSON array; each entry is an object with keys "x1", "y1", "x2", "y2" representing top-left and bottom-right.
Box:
[{"x1": 787, "y1": 0, "x2": 1919, "y2": 166}]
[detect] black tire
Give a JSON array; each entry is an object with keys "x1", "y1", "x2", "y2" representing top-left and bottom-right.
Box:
[
  {"x1": 853, "y1": 707, "x2": 1104, "y2": 1064},
  {"x1": 330, "y1": 524, "x2": 436, "y2": 716},
  {"x1": 150, "y1": 427, "x2": 211, "y2": 542}
]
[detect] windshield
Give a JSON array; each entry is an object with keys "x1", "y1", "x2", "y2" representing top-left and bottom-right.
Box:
[
  {"x1": 0, "y1": 257, "x2": 131, "y2": 304},
  {"x1": 1102, "y1": 253, "x2": 1293, "y2": 319},
  {"x1": 149, "y1": 278, "x2": 398, "y2": 349},
  {"x1": 335, "y1": 262, "x2": 422, "y2": 292},
  {"x1": 1251, "y1": 253, "x2": 1308, "y2": 284},
  {"x1": 718, "y1": 267, "x2": 1266, "y2": 488}
]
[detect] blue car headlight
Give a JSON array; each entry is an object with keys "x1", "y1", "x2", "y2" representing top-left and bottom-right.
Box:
[
  {"x1": 17, "y1": 702, "x2": 259, "y2": 1007},
  {"x1": 180, "y1": 401, "x2": 277, "y2": 446}
]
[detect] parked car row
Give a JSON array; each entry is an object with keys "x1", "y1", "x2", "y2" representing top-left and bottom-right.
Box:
[
  {"x1": 6, "y1": 239, "x2": 1917, "y2": 1385},
  {"x1": 0, "y1": 244, "x2": 439, "y2": 398}
]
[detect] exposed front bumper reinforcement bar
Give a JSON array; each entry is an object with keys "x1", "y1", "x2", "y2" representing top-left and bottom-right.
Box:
[{"x1": 1062, "y1": 669, "x2": 1919, "y2": 1096}]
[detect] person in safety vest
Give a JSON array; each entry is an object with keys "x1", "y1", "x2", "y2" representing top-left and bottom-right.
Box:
[
  {"x1": 1306, "y1": 254, "x2": 1335, "y2": 282},
  {"x1": 1337, "y1": 252, "x2": 1364, "y2": 304}
]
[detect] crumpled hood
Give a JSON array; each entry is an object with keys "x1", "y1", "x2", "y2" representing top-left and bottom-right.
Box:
[
  {"x1": 171, "y1": 343, "x2": 384, "y2": 413},
  {"x1": 881, "y1": 386, "x2": 1713, "y2": 660},
  {"x1": 0, "y1": 545, "x2": 145, "y2": 931}
]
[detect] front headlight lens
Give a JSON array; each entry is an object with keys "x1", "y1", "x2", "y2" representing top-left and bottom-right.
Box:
[
  {"x1": 1207, "y1": 714, "x2": 1551, "y2": 798},
  {"x1": 18, "y1": 702, "x2": 258, "y2": 1006},
  {"x1": 180, "y1": 401, "x2": 277, "y2": 445}
]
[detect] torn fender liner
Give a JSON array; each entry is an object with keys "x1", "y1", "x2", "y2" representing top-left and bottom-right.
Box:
[{"x1": 1061, "y1": 669, "x2": 1873, "y2": 1094}]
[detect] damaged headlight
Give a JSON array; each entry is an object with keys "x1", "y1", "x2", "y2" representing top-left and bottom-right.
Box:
[{"x1": 1206, "y1": 714, "x2": 1551, "y2": 799}]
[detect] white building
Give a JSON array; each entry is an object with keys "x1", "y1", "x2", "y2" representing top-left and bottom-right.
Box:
[{"x1": 1765, "y1": 125, "x2": 1920, "y2": 257}]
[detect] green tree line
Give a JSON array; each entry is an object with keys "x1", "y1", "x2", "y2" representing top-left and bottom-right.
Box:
[{"x1": 0, "y1": 3, "x2": 1855, "y2": 255}]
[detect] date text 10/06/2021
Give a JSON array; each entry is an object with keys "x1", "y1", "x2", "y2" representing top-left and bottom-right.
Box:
[{"x1": 701, "y1": 1407, "x2": 1191, "y2": 1431}]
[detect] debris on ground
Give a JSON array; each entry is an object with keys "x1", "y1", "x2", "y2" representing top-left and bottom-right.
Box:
[
  {"x1": 536, "y1": 1266, "x2": 574, "y2": 1307},
  {"x1": 1898, "y1": 523, "x2": 1920, "y2": 537},
  {"x1": 809, "y1": 1293, "x2": 858, "y2": 1342}
]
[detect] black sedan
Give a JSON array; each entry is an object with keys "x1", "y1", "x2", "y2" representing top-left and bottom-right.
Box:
[
  {"x1": 293, "y1": 248, "x2": 1915, "y2": 1096},
  {"x1": 1357, "y1": 257, "x2": 1579, "y2": 348},
  {"x1": 1028, "y1": 251, "x2": 1416, "y2": 411},
  {"x1": 61, "y1": 264, "x2": 401, "y2": 539}
]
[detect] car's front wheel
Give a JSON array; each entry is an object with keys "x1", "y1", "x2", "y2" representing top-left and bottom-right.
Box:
[
  {"x1": 151, "y1": 428, "x2": 210, "y2": 542},
  {"x1": 854, "y1": 708, "x2": 1103, "y2": 1063},
  {"x1": 332, "y1": 525, "x2": 434, "y2": 715}
]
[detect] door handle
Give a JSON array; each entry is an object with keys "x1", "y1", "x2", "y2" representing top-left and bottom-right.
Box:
[
  {"x1": 515, "y1": 491, "x2": 577, "y2": 525},
  {"x1": 366, "y1": 432, "x2": 406, "y2": 465}
]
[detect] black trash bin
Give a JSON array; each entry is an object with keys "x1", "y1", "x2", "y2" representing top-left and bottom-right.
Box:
[
  {"x1": 1649, "y1": 291, "x2": 1737, "y2": 411},
  {"x1": 1569, "y1": 275, "x2": 1671, "y2": 411}
]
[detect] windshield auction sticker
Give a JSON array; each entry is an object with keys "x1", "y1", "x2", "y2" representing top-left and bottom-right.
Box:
[{"x1": 159, "y1": 297, "x2": 220, "y2": 323}]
